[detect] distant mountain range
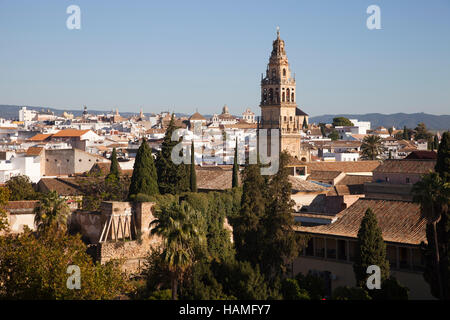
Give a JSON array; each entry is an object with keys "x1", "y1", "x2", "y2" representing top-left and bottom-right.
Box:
[
  {"x1": 1, "y1": 105, "x2": 448, "y2": 131},
  {"x1": 309, "y1": 113, "x2": 450, "y2": 131}
]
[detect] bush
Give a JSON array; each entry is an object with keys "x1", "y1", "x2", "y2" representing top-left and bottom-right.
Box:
[
  {"x1": 332, "y1": 286, "x2": 371, "y2": 300},
  {"x1": 281, "y1": 278, "x2": 310, "y2": 300},
  {"x1": 295, "y1": 272, "x2": 327, "y2": 300}
]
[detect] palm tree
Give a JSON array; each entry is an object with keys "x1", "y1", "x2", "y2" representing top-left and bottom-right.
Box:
[
  {"x1": 150, "y1": 200, "x2": 205, "y2": 300},
  {"x1": 360, "y1": 135, "x2": 385, "y2": 160},
  {"x1": 34, "y1": 191, "x2": 70, "y2": 233},
  {"x1": 412, "y1": 172, "x2": 450, "y2": 299}
]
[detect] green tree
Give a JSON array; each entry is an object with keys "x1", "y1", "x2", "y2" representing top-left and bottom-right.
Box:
[
  {"x1": 432, "y1": 134, "x2": 440, "y2": 151},
  {"x1": 371, "y1": 277, "x2": 409, "y2": 300},
  {"x1": 262, "y1": 152, "x2": 305, "y2": 279},
  {"x1": 402, "y1": 125, "x2": 413, "y2": 140},
  {"x1": 156, "y1": 114, "x2": 190, "y2": 195},
  {"x1": 353, "y1": 208, "x2": 390, "y2": 288},
  {"x1": 328, "y1": 130, "x2": 339, "y2": 141},
  {"x1": 34, "y1": 191, "x2": 70, "y2": 233},
  {"x1": 5, "y1": 175, "x2": 37, "y2": 201},
  {"x1": 0, "y1": 227, "x2": 129, "y2": 299},
  {"x1": 189, "y1": 142, "x2": 197, "y2": 192},
  {"x1": 128, "y1": 138, "x2": 159, "y2": 200},
  {"x1": 107, "y1": 147, "x2": 120, "y2": 180},
  {"x1": 0, "y1": 187, "x2": 10, "y2": 232},
  {"x1": 413, "y1": 171, "x2": 450, "y2": 299},
  {"x1": 388, "y1": 127, "x2": 393, "y2": 136},
  {"x1": 232, "y1": 140, "x2": 239, "y2": 188},
  {"x1": 332, "y1": 117, "x2": 354, "y2": 127},
  {"x1": 150, "y1": 200, "x2": 206, "y2": 299},
  {"x1": 319, "y1": 123, "x2": 327, "y2": 137},
  {"x1": 414, "y1": 122, "x2": 433, "y2": 141},
  {"x1": 281, "y1": 278, "x2": 310, "y2": 300},
  {"x1": 435, "y1": 132, "x2": 450, "y2": 182},
  {"x1": 360, "y1": 135, "x2": 385, "y2": 160},
  {"x1": 332, "y1": 286, "x2": 371, "y2": 300},
  {"x1": 302, "y1": 117, "x2": 308, "y2": 130},
  {"x1": 232, "y1": 162, "x2": 267, "y2": 267}
]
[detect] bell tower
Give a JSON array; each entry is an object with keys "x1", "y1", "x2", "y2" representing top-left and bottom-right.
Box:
[{"x1": 259, "y1": 28, "x2": 302, "y2": 159}]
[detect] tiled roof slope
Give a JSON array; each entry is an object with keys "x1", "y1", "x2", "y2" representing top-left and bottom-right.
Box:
[
  {"x1": 374, "y1": 159, "x2": 436, "y2": 174},
  {"x1": 295, "y1": 199, "x2": 426, "y2": 245},
  {"x1": 307, "y1": 161, "x2": 381, "y2": 173}
]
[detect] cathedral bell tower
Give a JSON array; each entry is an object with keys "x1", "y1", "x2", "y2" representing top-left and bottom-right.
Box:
[{"x1": 259, "y1": 28, "x2": 302, "y2": 159}]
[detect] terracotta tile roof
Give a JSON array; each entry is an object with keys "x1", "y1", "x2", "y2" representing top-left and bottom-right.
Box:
[
  {"x1": 28, "y1": 133, "x2": 53, "y2": 141},
  {"x1": 52, "y1": 129, "x2": 91, "y2": 138},
  {"x1": 326, "y1": 184, "x2": 365, "y2": 196},
  {"x1": 295, "y1": 199, "x2": 426, "y2": 245},
  {"x1": 38, "y1": 178, "x2": 82, "y2": 196},
  {"x1": 196, "y1": 167, "x2": 238, "y2": 190},
  {"x1": 405, "y1": 151, "x2": 437, "y2": 160},
  {"x1": 374, "y1": 159, "x2": 436, "y2": 174},
  {"x1": 289, "y1": 176, "x2": 330, "y2": 193},
  {"x1": 189, "y1": 112, "x2": 206, "y2": 121},
  {"x1": 336, "y1": 174, "x2": 373, "y2": 186},
  {"x1": 2, "y1": 200, "x2": 39, "y2": 211},
  {"x1": 307, "y1": 170, "x2": 342, "y2": 181},
  {"x1": 26, "y1": 146, "x2": 44, "y2": 156},
  {"x1": 306, "y1": 161, "x2": 381, "y2": 173}
]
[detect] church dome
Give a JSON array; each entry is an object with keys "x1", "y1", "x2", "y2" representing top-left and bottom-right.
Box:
[{"x1": 222, "y1": 105, "x2": 229, "y2": 114}]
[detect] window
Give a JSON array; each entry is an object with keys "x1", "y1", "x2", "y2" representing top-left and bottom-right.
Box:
[
  {"x1": 284, "y1": 116, "x2": 287, "y2": 122},
  {"x1": 406, "y1": 177, "x2": 410, "y2": 183},
  {"x1": 326, "y1": 238, "x2": 337, "y2": 259},
  {"x1": 290, "y1": 116, "x2": 292, "y2": 122},
  {"x1": 283, "y1": 68, "x2": 286, "y2": 76},
  {"x1": 79, "y1": 159, "x2": 82, "y2": 162},
  {"x1": 385, "y1": 177, "x2": 389, "y2": 182},
  {"x1": 337, "y1": 240, "x2": 347, "y2": 261},
  {"x1": 315, "y1": 238, "x2": 325, "y2": 258}
]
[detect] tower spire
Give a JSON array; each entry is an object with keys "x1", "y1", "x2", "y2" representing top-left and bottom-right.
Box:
[{"x1": 276, "y1": 26, "x2": 280, "y2": 39}]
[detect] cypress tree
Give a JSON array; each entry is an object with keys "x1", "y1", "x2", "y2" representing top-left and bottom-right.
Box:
[
  {"x1": 403, "y1": 125, "x2": 408, "y2": 140},
  {"x1": 232, "y1": 140, "x2": 239, "y2": 188},
  {"x1": 421, "y1": 131, "x2": 450, "y2": 299},
  {"x1": 435, "y1": 131, "x2": 450, "y2": 182},
  {"x1": 433, "y1": 134, "x2": 439, "y2": 152},
  {"x1": 353, "y1": 208, "x2": 390, "y2": 288},
  {"x1": 262, "y1": 152, "x2": 305, "y2": 279},
  {"x1": 128, "y1": 138, "x2": 159, "y2": 200},
  {"x1": 156, "y1": 114, "x2": 190, "y2": 195},
  {"x1": 190, "y1": 141, "x2": 197, "y2": 192},
  {"x1": 302, "y1": 117, "x2": 308, "y2": 130},
  {"x1": 233, "y1": 162, "x2": 267, "y2": 267},
  {"x1": 108, "y1": 147, "x2": 120, "y2": 179}
]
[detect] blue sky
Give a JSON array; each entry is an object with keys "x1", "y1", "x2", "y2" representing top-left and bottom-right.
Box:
[{"x1": 0, "y1": 0, "x2": 449, "y2": 116}]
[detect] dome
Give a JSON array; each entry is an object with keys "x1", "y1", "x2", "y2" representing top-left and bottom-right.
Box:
[{"x1": 222, "y1": 105, "x2": 229, "y2": 114}]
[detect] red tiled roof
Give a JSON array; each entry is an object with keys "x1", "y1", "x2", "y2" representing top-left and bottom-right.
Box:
[
  {"x1": 295, "y1": 199, "x2": 426, "y2": 245},
  {"x1": 52, "y1": 129, "x2": 91, "y2": 138},
  {"x1": 28, "y1": 133, "x2": 53, "y2": 141},
  {"x1": 26, "y1": 147, "x2": 44, "y2": 156},
  {"x1": 374, "y1": 159, "x2": 436, "y2": 174},
  {"x1": 307, "y1": 161, "x2": 381, "y2": 173}
]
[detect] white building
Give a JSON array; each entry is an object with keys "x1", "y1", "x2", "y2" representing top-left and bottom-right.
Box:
[{"x1": 19, "y1": 107, "x2": 37, "y2": 122}]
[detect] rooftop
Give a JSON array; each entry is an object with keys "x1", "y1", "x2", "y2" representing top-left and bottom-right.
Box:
[{"x1": 295, "y1": 198, "x2": 426, "y2": 245}]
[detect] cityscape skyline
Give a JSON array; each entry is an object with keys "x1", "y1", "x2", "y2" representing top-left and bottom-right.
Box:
[{"x1": 1, "y1": 0, "x2": 449, "y2": 116}]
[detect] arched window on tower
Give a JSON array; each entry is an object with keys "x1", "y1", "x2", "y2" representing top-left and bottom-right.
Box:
[
  {"x1": 282, "y1": 92, "x2": 285, "y2": 102},
  {"x1": 275, "y1": 89, "x2": 279, "y2": 103},
  {"x1": 271, "y1": 69, "x2": 276, "y2": 79},
  {"x1": 283, "y1": 68, "x2": 286, "y2": 77},
  {"x1": 291, "y1": 92, "x2": 294, "y2": 102},
  {"x1": 286, "y1": 88, "x2": 290, "y2": 102},
  {"x1": 269, "y1": 88, "x2": 273, "y2": 103}
]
